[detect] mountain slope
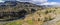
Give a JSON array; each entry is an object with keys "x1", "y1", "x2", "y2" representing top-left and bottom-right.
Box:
[{"x1": 0, "y1": 1, "x2": 42, "y2": 21}]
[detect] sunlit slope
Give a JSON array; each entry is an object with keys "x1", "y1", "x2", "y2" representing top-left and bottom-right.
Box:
[{"x1": 4, "y1": 8, "x2": 60, "y2": 25}]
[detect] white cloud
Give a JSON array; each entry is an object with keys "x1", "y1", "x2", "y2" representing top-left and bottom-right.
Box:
[
  {"x1": 0, "y1": 0, "x2": 48, "y2": 3},
  {"x1": 17, "y1": 0, "x2": 60, "y2": 6},
  {"x1": 30, "y1": 0, "x2": 48, "y2": 5},
  {"x1": 1, "y1": 0, "x2": 60, "y2": 6},
  {"x1": 32, "y1": 0, "x2": 47, "y2": 3},
  {"x1": 40, "y1": 2, "x2": 60, "y2": 5},
  {"x1": 17, "y1": 0, "x2": 31, "y2": 2},
  {"x1": 17, "y1": 0, "x2": 47, "y2": 4},
  {"x1": 2, "y1": 0, "x2": 48, "y2": 4},
  {"x1": 0, "y1": 0, "x2": 4, "y2": 2}
]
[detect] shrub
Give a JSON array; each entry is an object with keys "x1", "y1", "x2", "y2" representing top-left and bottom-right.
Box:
[
  {"x1": 5, "y1": 21, "x2": 22, "y2": 25},
  {"x1": 27, "y1": 20, "x2": 33, "y2": 25}
]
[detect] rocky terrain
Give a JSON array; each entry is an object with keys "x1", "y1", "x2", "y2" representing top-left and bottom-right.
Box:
[
  {"x1": 0, "y1": 1, "x2": 42, "y2": 21},
  {"x1": 0, "y1": 1, "x2": 60, "y2": 25}
]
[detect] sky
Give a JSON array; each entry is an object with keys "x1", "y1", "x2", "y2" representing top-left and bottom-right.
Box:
[
  {"x1": 48, "y1": 0, "x2": 60, "y2": 2},
  {"x1": 0, "y1": 0, "x2": 60, "y2": 5}
]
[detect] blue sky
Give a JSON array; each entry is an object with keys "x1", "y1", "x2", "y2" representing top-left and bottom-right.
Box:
[
  {"x1": 48, "y1": 0, "x2": 60, "y2": 2},
  {"x1": 41, "y1": 0, "x2": 60, "y2": 5},
  {"x1": 0, "y1": 0, "x2": 60, "y2": 5}
]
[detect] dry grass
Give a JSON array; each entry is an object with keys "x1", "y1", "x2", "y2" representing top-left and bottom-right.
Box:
[{"x1": 4, "y1": 8, "x2": 60, "y2": 25}]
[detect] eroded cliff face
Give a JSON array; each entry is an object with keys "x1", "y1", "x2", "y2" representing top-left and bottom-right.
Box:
[{"x1": 0, "y1": 1, "x2": 42, "y2": 21}]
